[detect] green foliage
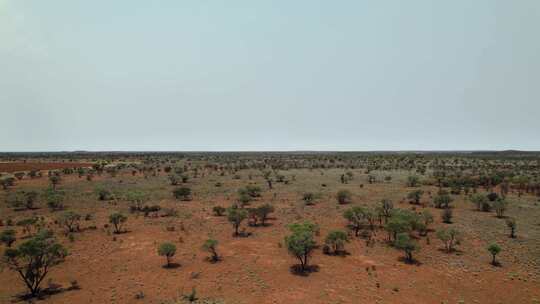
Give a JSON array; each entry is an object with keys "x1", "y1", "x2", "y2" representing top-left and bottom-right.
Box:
[
  {"x1": 57, "y1": 211, "x2": 81, "y2": 232},
  {"x1": 487, "y1": 243, "x2": 501, "y2": 265},
  {"x1": 109, "y1": 212, "x2": 127, "y2": 234},
  {"x1": 407, "y1": 190, "x2": 423, "y2": 205},
  {"x1": 226, "y1": 207, "x2": 248, "y2": 236},
  {"x1": 436, "y1": 228, "x2": 461, "y2": 252},
  {"x1": 2, "y1": 230, "x2": 67, "y2": 296},
  {"x1": 493, "y1": 199, "x2": 508, "y2": 218},
  {"x1": 336, "y1": 190, "x2": 352, "y2": 204},
  {"x1": 202, "y1": 239, "x2": 219, "y2": 262},
  {"x1": 43, "y1": 189, "x2": 65, "y2": 211},
  {"x1": 433, "y1": 194, "x2": 452, "y2": 209},
  {"x1": 324, "y1": 230, "x2": 349, "y2": 254},
  {"x1": 0, "y1": 229, "x2": 16, "y2": 247},
  {"x1": 505, "y1": 218, "x2": 516, "y2": 238},
  {"x1": 441, "y1": 208, "x2": 453, "y2": 224},
  {"x1": 212, "y1": 206, "x2": 226, "y2": 216},
  {"x1": 254, "y1": 203, "x2": 274, "y2": 226},
  {"x1": 284, "y1": 221, "x2": 317, "y2": 271},
  {"x1": 406, "y1": 175, "x2": 420, "y2": 187},
  {"x1": 394, "y1": 233, "x2": 419, "y2": 262},
  {"x1": 158, "y1": 242, "x2": 177, "y2": 267},
  {"x1": 173, "y1": 187, "x2": 192, "y2": 201},
  {"x1": 470, "y1": 193, "x2": 489, "y2": 211}
]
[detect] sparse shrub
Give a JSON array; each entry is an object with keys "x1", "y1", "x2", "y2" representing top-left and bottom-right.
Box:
[
  {"x1": 493, "y1": 199, "x2": 508, "y2": 218},
  {"x1": 336, "y1": 190, "x2": 352, "y2": 204},
  {"x1": 419, "y1": 210, "x2": 433, "y2": 236},
  {"x1": 173, "y1": 187, "x2": 192, "y2": 201},
  {"x1": 202, "y1": 239, "x2": 219, "y2": 262},
  {"x1": 212, "y1": 206, "x2": 226, "y2": 216},
  {"x1": 324, "y1": 230, "x2": 349, "y2": 254},
  {"x1": 255, "y1": 203, "x2": 274, "y2": 226},
  {"x1": 487, "y1": 192, "x2": 499, "y2": 202},
  {"x1": 406, "y1": 190, "x2": 422, "y2": 205},
  {"x1": 407, "y1": 175, "x2": 420, "y2": 187},
  {"x1": 436, "y1": 228, "x2": 461, "y2": 252},
  {"x1": 96, "y1": 188, "x2": 113, "y2": 201},
  {"x1": 227, "y1": 207, "x2": 248, "y2": 236},
  {"x1": 505, "y1": 218, "x2": 516, "y2": 238},
  {"x1": 57, "y1": 211, "x2": 81, "y2": 232},
  {"x1": 302, "y1": 192, "x2": 315, "y2": 205},
  {"x1": 470, "y1": 194, "x2": 489, "y2": 211},
  {"x1": 109, "y1": 212, "x2": 127, "y2": 234},
  {"x1": 441, "y1": 208, "x2": 453, "y2": 223},
  {"x1": 487, "y1": 243, "x2": 501, "y2": 265},
  {"x1": 49, "y1": 175, "x2": 61, "y2": 190},
  {"x1": 158, "y1": 242, "x2": 177, "y2": 267},
  {"x1": 343, "y1": 206, "x2": 365, "y2": 236},
  {"x1": 433, "y1": 194, "x2": 452, "y2": 209},
  {"x1": 0, "y1": 229, "x2": 16, "y2": 247}
]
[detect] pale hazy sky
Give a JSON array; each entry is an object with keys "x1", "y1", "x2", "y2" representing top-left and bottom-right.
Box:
[{"x1": 1, "y1": 1, "x2": 539, "y2": 151}]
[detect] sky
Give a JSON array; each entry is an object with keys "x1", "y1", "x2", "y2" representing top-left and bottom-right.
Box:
[{"x1": 1, "y1": 1, "x2": 539, "y2": 152}]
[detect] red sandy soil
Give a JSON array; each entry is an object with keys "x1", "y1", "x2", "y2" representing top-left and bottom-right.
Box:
[{"x1": 0, "y1": 162, "x2": 93, "y2": 173}]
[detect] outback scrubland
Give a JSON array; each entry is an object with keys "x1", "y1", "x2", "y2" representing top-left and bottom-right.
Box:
[{"x1": 0, "y1": 151, "x2": 539, "y2": 304}]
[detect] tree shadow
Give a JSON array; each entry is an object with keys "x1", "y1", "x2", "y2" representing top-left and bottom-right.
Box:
[
  {"x1": 397, "y1": 256, "x2": 422, "y2": 266},
  {"x1": 14, "y1": 283, "x2": 80, "y2": 302},
  {"x1": 162, "y1": 262, "x2": 181, "y2": 269},
  {"x1": 289, "y1": 264, "x2": 320, "y2": 276}
]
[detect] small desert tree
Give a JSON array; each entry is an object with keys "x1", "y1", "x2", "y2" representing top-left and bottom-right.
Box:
[
  {"x1": 255, "y1": 203, "x2": 274, "y2": 226},
  {"x1": 470, "y1": 193, "x2": 489, "y2": 211},
  {"x1": 0, "y1": 229, "x2": 16, "y2": 247},
  {"x1": 284, "y1": 221, "x2": 317, "y2": 271},
  {"x1": 324, "y1": 230, "x2": 349, "y2": 254},
  {"x1": 407, "y1": 175, "x2": 420, "y2": 187},
  {"x1": 441, "y1": 208, "x2": 453, "y2": 224},
  {"x1": 227, "y1": 207, "x2": 248, "y2": 236},
  {"x1": 493, "y1": 199, "x2": 508, "y2": 218},
  {"x1": 2, "y1": 230, "x2": 67, "y2": 296},
  {"x1": 57, "y1": 211, "x2": 81, "y2": 233},
  {"x1": 212, "y1": 206, "x2": 226, "y2": 216},
  {"x1": 49, "y1": 175, "x2": 61, "y2": 190},
  {"x1": 419, "y1": 210, "x2": 434, "y2": 236},
  {"x1": 407, "y1": 190, "x2": 423, "y2": 205},
  {"x1": 434, "y1": 194, "x2": 452, "y2": 209},
  {"x1": 202, "y1": 239, "x2": 219, "y2": 262},
  {"x1": 109, "y1": 212, "x2": 127, "y2": 234},
  {"x1": 158, "y1": 242, "x2": 177, "y2": 267},
  {"x1": 487, "y1": 243, "x2": 501, "y2": 265},
  {"x1": 394, "y1": 233, "x2": 419, "y2": 263},
  {"x1": 336, "y1": 190, "x2": 352, "y2": 204},
  {"x1": 436, "y1": 228, "x2": 462, "y2": 253},
  {"x1": 343, "y1": 206, "x2": 365, "y2": 236},
  {"x1": 173, "y1": 187, "x2": 192, "y2": 201},
  {"x1": 505, "y1": 218, "x2": 516, "y2": 238}
]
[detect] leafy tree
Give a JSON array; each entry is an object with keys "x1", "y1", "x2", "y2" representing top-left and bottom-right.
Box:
[
  {"x1": 407, "y1": 175, "x2": 420, "y2": 187},
  {"x1": 394, "y1": 233, "x2": 419, "y2": 262},
  {"x1": 96, "y1": 187, "x2": 113, "y2": 201},
  {"x1": 378, "y1": 199, "x2": 394, "y2": 223},
  {"x1": 470, "y1": 194, "x2": 489, "y2": 211},
  {"x1": 343, "y1": 206, "x2": 365, "y2": 236},
  {"x1": 44, "y1": 189, "x2": 65, "y2": 211},
  {"x1": 212, "y1": 206, "x2": 226, "y2": 216},
  {"x1": 419, "y1": 210, "x2": 434, "y2": 236},
  {"x1": 109, "y1": 212, "x2": 127, "y2": 234},
  {"x1": 324, "y1": 230, "x2": 349, "y2": 254},
  {"x1": 49, "y1": 175, "x2": 61, "y2": 190},
  {"x1": 0, "y1": 229, "x2": 16, "y2": 247},
  {"x1": 57, "y1": 211, "x2": 81, "y2": 233},
  {"x1": 227, "y1": 207, "x2": 248, "y2": 236},
  {"x1": 23, "y1": 191, "x2": 38, "y2": 209},
  {"x1": 158, "y1": 242, "x2": 177, "y2": 267},
  {"x1": 487, "y1": 243, "x2": 501, "y2": 265},
  {"x1": 255, "y1": 203, "x2": 274, "y2": 226},
  {"x1": 493, "y1": 199, "x2": 508, "y2": 218},
  {"x1": 407, "y1": 190, "x2": 423, "y2": 205},
  {"x1": 441, "y1": 208, "x2": 453, "y2": 224},
  {"x1": 505, "y1": 218, "x2": 516, "y2": 238},
  {"x1": 17, "y1": 217, "x2": 39, "y2": 237},
  {"x1": 434, "y1": 194, "x2": 452, "y2": 209},
  {"x1": 436, "y1": 228, "x2": 461, "y2": 253},
  {"x1": 126, "y1": 190, "x2": 148, "y2": 211},
  {"x1": 336, "y1": 190, "x2": 352, "y2": 204},
  {"x1": 173, "y1": 187, "x2": 192, "y2": 201},
  {"x1": 2, "y1": 230, "x2": 67, "y2": 296},
  {"x1": 487, "y1": 192, "x2": 499, "y2": 202},
  {"x1": 202, "y1": 239, "x2": 219, "y2": 262},
  {"x1": 284, "y1": 221, "x2": 317, "y2": 271},
  {"x1": 0, "y1": 175, "x2": 16, "y2": 190}
]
